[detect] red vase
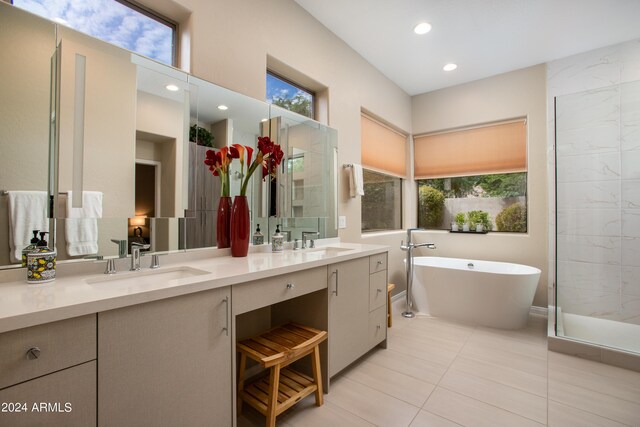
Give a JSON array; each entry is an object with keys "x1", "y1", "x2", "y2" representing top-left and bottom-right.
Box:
[
  {"x1": 217, "y1": 196, "x2": 232, "y2": 249},
  {"x1": 230, "y1": 195, "x2": 250, "y2": 257}
]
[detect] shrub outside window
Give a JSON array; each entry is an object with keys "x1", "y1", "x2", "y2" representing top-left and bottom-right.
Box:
[
  {"x1": 362, "y1": 169, "x2": 402, "y2": 232},
  {"x1": 417, "y1": 172, "x2": 527, "y2": 232},
  {"x1": 12, "y1": 0, "x2": 177, "y2": 66}
]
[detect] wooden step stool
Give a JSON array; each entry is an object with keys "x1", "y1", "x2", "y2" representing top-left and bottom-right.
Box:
[
  {"x1": 387, "y1": 283, "x2": 396, "y2": 327},
  {"x1": 237, "y1": 323, "x2": 327, "y2": 427}
]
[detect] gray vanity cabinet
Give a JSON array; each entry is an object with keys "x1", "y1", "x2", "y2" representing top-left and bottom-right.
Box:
[
  {"x1": 97, "y1": 286, "x2": 232, "y2": 426},
  {"x1": 328, "y1": 255, "x2": 388, "y2": 377},
  {"x1": 328, "y1": 257, "x2": 371, "y2": 376},
  {"x1": 0, "y1": 315, "x2": 97, "y2": 426},
  {"x1": 0, "y1": 361, "x2": 97, "y2": 427}
]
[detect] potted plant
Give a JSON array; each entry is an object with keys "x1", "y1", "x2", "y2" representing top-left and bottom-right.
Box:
[
  {"x1": 453, "y1": 212, "x2": 465, "y2": 231},
  {"x1": 467, "y1": 210, "x2": 492, "y2": 232},
  {"x1": 467, "y1": 210, "x2": 482, "y2": 232},
  {"x1": 190, "y1": 124, "x2": 214, "y2": 147}
]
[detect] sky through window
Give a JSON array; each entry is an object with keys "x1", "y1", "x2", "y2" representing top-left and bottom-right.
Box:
[{"x1": 13, "y1": 0, "x2": 174, "y2": 65}]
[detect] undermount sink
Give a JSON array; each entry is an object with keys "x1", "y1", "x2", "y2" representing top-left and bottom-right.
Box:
[
  {"x1": 303, "y1": 246, "x2": 353, "y2": 257},
  {"x1": 85, "y1": 266, "x2": 210, "y2": 290}
]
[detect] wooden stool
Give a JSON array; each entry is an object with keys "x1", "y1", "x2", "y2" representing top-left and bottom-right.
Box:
[
  {"x1": 237, "y1": 323, "x2": 327, "y2": 427},
  {"x1": 387, "y1": 283, "x2": 396, "y2": 327}
]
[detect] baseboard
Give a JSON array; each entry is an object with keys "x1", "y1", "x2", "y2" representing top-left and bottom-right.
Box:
[
  {"x1": 392, "y1": 290, "x2": 406, "y2": 302},
  {"x1": 530, "y1": 305, "x2": 548, "y2": 317}
]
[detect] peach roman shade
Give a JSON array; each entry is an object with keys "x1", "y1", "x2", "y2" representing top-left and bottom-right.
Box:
[
  {"x1": 361, "y1": 114, "x2": 407, "y2": 177},
  {"x1": 414, "y1": 119, "x2": 527, "y2": 179}
]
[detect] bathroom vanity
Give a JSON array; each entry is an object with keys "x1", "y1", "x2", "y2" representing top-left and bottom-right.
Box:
[{"x1": 0, "y1": 243, "x2": 388, "y2": 427}]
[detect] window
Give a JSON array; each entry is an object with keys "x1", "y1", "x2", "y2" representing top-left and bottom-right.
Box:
[
  {"x1": 417, "y1": 173, "x2": 527, "y2": 231},
  {"x1": 414, "y1": 119, "x2": 528, "y2": 232},
  {"x1": 12, "y1": 0, "x2": 177, "y2": 66},
  {"x1": 360, "y1": 114, "x2": 407, "y2": 232},
  {"x1": 267, "y1": 71, "x2": 315, "y2": 118},
  {"x1": 362, "y1": 170, "x2": 403, "y2": 232}
]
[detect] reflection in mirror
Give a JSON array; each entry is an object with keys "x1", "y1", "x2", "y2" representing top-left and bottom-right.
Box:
[
  {"x1": 185, "y1": 76, "x2": 270, "y2": 249},
  {"x1": 0, "y1": 4, "x2": 56, "y2": 268},
  {"x1": 133, "y1": 55, "x2": 191, "y2": 219},
  {"x1": 54, "y1": 218, "x2": 184, "y2": 262},
  {"x1": 55, "y1": 25, "x2": 137, "y2": 219},
  {"x1": 260, "y1": 106, "x2": 338, "y2": 242}
]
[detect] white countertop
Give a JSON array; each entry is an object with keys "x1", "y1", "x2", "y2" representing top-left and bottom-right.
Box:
[{"x1": 0, "y1": 243, "x2": 388, "y2": 333}]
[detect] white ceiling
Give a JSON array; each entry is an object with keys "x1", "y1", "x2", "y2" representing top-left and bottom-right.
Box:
[{"x1": 294, "y1": 0, "x2": 640, "y2": 96}]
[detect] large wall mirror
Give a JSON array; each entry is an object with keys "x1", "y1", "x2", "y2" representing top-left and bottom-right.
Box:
[
  {"x1": 0, "y1": 2, "x2": 337, "y2": 270},
  {"x1": 0, "y1": 4, "x2": 56, "y2": 267}
]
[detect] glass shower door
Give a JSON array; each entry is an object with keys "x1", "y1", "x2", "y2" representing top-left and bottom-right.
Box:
[{"x1": 555, "y1": 80, "x2": 640, "y2": 354}]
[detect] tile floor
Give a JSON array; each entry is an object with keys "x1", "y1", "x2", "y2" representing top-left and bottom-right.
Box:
[{"x1": 238, "y1": 300, "x2": 640, "y2": 426}]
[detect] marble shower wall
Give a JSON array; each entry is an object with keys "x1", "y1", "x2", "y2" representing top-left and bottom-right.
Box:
[{"x1": 549, "y1": 39, "x2": 640, "y2": 325}]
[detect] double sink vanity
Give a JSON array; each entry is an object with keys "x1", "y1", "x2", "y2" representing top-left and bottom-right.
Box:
[{"x1": 0, "y1": 243, "x2": 389, "y2": 426}]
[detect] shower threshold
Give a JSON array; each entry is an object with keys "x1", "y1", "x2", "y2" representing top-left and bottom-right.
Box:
[{"x1": 548, "y1": 306, "x2": 640, "y2": 372}]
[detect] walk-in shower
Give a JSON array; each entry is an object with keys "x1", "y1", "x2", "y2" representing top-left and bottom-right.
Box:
[{"x1": 553, "y1": 79, "x2": 640, "y2": 368}]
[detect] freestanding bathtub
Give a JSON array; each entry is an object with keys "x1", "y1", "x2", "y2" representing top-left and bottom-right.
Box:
[{"x1": 411, "y1": 257, "x2": 541, "y2": 329}]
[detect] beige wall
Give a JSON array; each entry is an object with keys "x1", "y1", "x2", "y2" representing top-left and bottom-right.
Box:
[
  {"x1": 410, "y1": 64, "x2": 549, "y2": 307},
  {"x1": 138, "y1": 0, "x2": 549, "y2": 307},
  {"x1": 139, "y1": 0, "x2": 413, "y2": 236}
]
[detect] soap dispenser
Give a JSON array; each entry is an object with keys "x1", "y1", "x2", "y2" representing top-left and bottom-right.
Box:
[
  {"x1": 21, "y1": 230, "x2": 40, "y2": 267},
  {"x1": 252, "y1": 224, "x2": 264, "y2": 245},
  {"x1": 26, "y1": 232, "x2": 57, "y2": 284},
  {"x1": 271, "y1": 224, "x2": 284, "y2": 252}
]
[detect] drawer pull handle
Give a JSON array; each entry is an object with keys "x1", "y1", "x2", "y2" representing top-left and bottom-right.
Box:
[
  {"x1": 222, "y1": 296, "x2": 229, "y2": 336},
  {"x1": 286, "y1": 283, "x2": 295, "y2": 290},
  {"x1": 377, "y1": 288, "x2": 382, "y2": 293},
  {"x1": 376, "y1": 324, "x2": 381, "y2": 330},
  {"x1": 377, "y1": 260, "x2": 383, "y2": 266},
  {"x1": 26, "y1": 347, "x2": 41, "y2": 360},
  {"x1": 331, "y1": 270, "x2": 339, "y2": 296}
]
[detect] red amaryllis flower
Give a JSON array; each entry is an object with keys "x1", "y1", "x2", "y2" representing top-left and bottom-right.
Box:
[
  {"x1": 203, "y1": 147, "x2": 232, "y2": 196},
  {"x1": 237, "y1": 136, "x2": 284, "y2": 196}
]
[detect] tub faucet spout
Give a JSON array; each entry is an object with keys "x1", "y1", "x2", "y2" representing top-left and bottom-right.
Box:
[{"x1": 413, "y1": 242, "x2": 436, "y2": 250}]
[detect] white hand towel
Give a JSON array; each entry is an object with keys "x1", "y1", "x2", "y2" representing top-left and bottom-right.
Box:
[
  {"x1": 7, "y1": 191, "x2": 49, "y2": 263},
  {"x1": 65, "y1": 191, "x2": 102, "y2": 256},
  {"x1": 348, "y1": 164, "x2": 365, "y2": 198}
]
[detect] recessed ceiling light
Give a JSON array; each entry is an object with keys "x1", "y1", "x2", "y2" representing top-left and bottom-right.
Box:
[
  {"x1": 218, "y1": 105, "x2": 228, "y2": 110},
  {"x1": 414, "y1": 22, "x2": 432, "y2": 35},
  {"x1": 443, "y1": 63, "x2": 458, "y2": 71},
  {"x1": 165, "y1": 84, "x2": 179, "y2": 91}
]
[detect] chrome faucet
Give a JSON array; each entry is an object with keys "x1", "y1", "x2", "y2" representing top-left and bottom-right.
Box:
[
  {"x1": 301, "y1": 231, "x2": 320, "y2": 249},
  {"x1": 400, "y1": 228, "x2": 436, "y2": 318},
  {"x1": 130, "y1": 242, "x2": 151, "y2": 271},
  {"x1": 98, "y1": 239, "x2": 128, "y2": 275},
  {"x1": 111, "y1": 239, "x2": 127, "y2": 258}
]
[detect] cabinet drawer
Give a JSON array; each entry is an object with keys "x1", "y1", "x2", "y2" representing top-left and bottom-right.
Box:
[
  {"x1": 0, "y1": 315, "x2": 96, "y2": 389},
  {"x1": 233, "y1": 267, "x2": 327, "y2": 314},
  {"x1": 369, "y1": 270, "x2": 387, "y2": 312},
  {"x1": 368, "y1": 306, "x2": 387, "y2": 348},
  {"x1": 0, "y1": 361, "x2": 96, "y2": 427},
  {"x1": 369, "y1": 253, "x2": 387, "y2": 274}
]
